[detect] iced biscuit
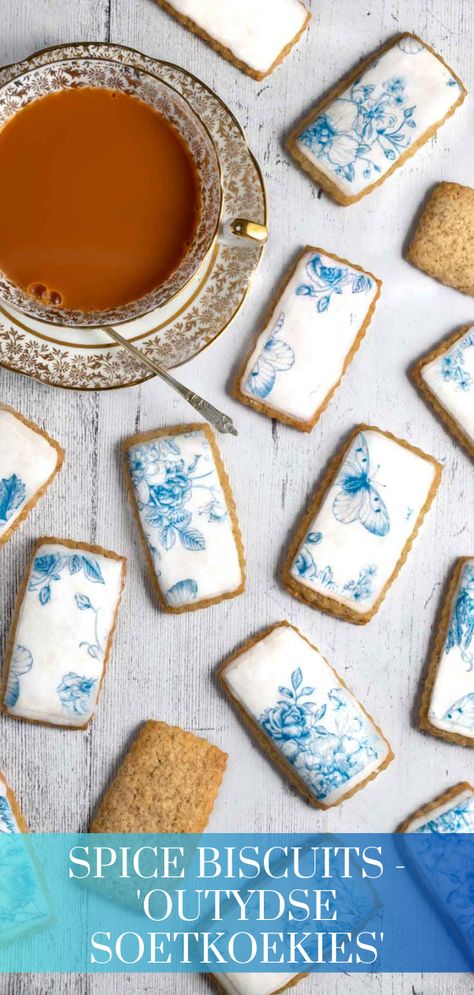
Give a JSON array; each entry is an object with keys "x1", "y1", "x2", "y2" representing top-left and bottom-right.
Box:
[
  {"x1": 412, "y1": 324, "x2": 474, "y2": 459},
  {"x1": 235, "y1": 247, "x2": 381, "y2": 431},
  {"x1": 2, "y1": 538, "x2": 126, "y2": 729},
  {"x1": 287, "y1": 35, "x2": 466, "y2": 206},
  {"x1": 153, "y1": 0, "x2": 310, "y2": 80},
  {"x1": 0, "y1": 769, "x2": 28, "y2": 833},
  {"x1": 420, "y1": 559, "x2": 474, "y2": 747},
  {"x1": 0, "y1": 404, "x2": 63, "y2": 548},
  {"x1": 213, "y1": 973, "x2": 307, "y2": 995},
  {"x1": 398, "y1": 782, "x2": 474, "y2": 832},
  {"x1": 218, "y1": 622, "x2": 393, "y2": 809},
  {"x1": 124, "y1": 424, "x2": 245, "y2": 613},
  {"x1": 282, "y1": 426, "x2": 442, "y2": 624}
]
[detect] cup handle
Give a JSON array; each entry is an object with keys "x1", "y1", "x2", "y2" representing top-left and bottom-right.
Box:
[{"x1": 219, "y1": 217, "x2": 268, "y2": 246}]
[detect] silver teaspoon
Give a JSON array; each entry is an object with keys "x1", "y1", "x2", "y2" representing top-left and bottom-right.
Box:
[{"x1": 99, "y1": 325, "x2": 238, "y2": 436}]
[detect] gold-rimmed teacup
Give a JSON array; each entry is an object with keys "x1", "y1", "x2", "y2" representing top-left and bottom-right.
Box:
[{"x1": 0, "y1": 55, "x2": 267, "y2": 329}]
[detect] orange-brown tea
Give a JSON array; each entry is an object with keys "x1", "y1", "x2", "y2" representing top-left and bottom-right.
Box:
[{"x1": 0, "y1": 87, "x2": 200, "y2": 311}]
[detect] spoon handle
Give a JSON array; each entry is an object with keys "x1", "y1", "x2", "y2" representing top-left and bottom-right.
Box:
[{"x1": 99, "y1": 326, "x2": 238, "y2": 436}]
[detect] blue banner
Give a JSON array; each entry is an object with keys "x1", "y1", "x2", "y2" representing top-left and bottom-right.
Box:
[{"x1": 0, "y1": 833, "x2": 473, "y2": 973}]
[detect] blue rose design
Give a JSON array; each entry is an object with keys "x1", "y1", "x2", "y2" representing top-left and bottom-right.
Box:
[
  {"x1": 310, "y1": 259, "x2": 346, "y2": 288},
  {"x1": 259, "y1": 670, "x2": 380, "y2": 801},
  {"x1": 57, "y1": 672, "x2": 98, "y2": 716},
  {"x1": 261, "y1": 701, "x2": 312, "y2": 742},
  {"x1": 148, "y1": 461, "x2": 192, "y2": 514},
  {"x1": 33, "y1": 554, "x2": 60, "y2": 577}
]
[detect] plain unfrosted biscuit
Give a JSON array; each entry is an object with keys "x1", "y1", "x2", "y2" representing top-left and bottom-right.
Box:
[
  {"x1": 406, "y1": 183, "x2": 474, "y2": 295},
  {"x1": 153, "y1": 0, "x2": 310, "y2": 81},
  {"x1": 91, "y1": 720, "x2": 228, "y2": 833},
  {"x1": 411, "y1": 324, "x2": 474, "y2": 460}
]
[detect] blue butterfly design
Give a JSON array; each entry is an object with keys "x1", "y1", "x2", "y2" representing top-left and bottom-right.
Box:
[
  {"x1": 246, "y1": 313, "x2": 295, "y2": 399},
  {"x1": 333, "y1": 432, "x2": 390, "y2": 536},
  {"x1": 443, "y1": 692, "x2": 474, "y2": 729}
]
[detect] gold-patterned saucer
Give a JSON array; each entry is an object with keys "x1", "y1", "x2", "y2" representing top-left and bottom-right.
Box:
[{"x1": 0, "y1": 42, "x2": 267, "y2": 391}]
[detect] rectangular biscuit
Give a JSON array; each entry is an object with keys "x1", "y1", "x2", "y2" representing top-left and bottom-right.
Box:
[
  {"x1": 154, "y1": 0, "x2": 310, "y2": 81},
  {"x1": 218, "y1": 622, "x2": 393, "y2": 809},
  {"x1": 397, "y1": 782, "x2": 474, "y2": 967},
  {"x1": 281, "y1": 425, "x2": 442, "y2": 624},
  {"x1": 234, "y1": 246, "x2": 381, "y2": 431},
  {"x1": 398, "y1": 782, "x2": 474, "y2": 833},
  {"x1": 214, "y1": 973, "x2": 307, "y2": 995},
  {"x1": 91, "y1": 720, "x2": 227, "y2": 832},
  {"x1": 0, "y1": 769, "x2": 28, "y2": 832},
  {"x1": 406, "y1": 183, "x2": 474, "y2": 296},
  {"x1": 412, "y1": 324, "x2": 474, "y2": 459},
  {"x1": 420, "y1": 559, "x2": 474, "y2": 747},
  {"x1": 0, "y1": 404, "x2": 63, "y2": 548},
  {"x1": 287, "y1": 34, "x2": 466, "y2": 206},
  {"x1": 2, "y1": 538, "x2": 126, "y2": 729},
  {"x1": 124, "y1": 423, "x2": 245, "y2": 613},
  {"x1": 0, "y1": 770, "x2": 51, "y2": 942}
]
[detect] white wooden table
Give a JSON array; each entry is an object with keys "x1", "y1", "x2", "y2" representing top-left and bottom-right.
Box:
[{"x1": 0, "y1": 1, "x2": 473, "y2": 992}]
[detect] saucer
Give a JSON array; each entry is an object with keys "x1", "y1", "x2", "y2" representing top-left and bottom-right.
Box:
[{"x1": 0, "y1": 42, "x2": 267, "y2": 390}]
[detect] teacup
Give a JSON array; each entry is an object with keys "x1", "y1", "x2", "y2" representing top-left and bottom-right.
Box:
[{"x1": 0, "y1": 56, "x2": 267, "y2": 328}]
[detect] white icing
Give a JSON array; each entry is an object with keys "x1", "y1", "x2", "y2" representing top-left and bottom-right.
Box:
[
  {"x1": 217, "y1": 972, "x2": 299, "y2": 995},
  {"x1": 167, "y1": 0, "x2": 308, "y2": 74},
  {"x1": 5, "y1": 541, "x2": 124, "y2": 727},
  {"x1": 222, "y1": 625, "x2": 390, "y2": 806},
  {"x1": 420, "y1": 325, "x2": 474, "y2": 448},
  {"x1": 289, "y1": 428, "x2": 438, "y2": 616},
  {"x1": 0, "y1": 775, "x2": 19, "y2": 833},
  {"x1": 239, "y1": 249, "x2": 379, "y2": 424},
  {"x1": 402, "y1": 787, "x2": 474, "y2": 833},
  {"x1": 0, "y1": 408, "x2": 60, "y2": 541},
  {"x1": 127, "y1": 429, "x2": 243, "y2": 608},
  {"x1": 0, "y1": 775, "x2": 50, "y2": 940},
  {"x1": 295, "y1": 36, "x2": 463, "y2": 197},
  {"x1": 427, "y1": 560, "x2": 474, "y2": 739}
]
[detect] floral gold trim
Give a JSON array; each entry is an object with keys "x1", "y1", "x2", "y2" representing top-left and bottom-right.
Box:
[{"x1": 0, "y1": 43, "x2": 267, "y2": 390}]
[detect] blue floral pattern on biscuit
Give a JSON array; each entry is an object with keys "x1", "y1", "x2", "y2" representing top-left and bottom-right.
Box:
[
  {"x1": 57, "y1": 673, "x2": 98, "y2": 716},
  {"x1": 446, "y1": 565, "x2": 474, "y2": 672},
  {"x1": 299, "y1": 75, "x2": 417, "y2": 185},
  {"x1": 28, "y1": 552, "x2": 104, "y2": 606},
  {"x1": 245, "y1": 254, "x2": 373, "y2": 402},
  {"x1": 439, "y1": 331, "x2": 474, "y2": 392},
  {"x1": 294, "y1": 531, "x2": 377, "y2": 605},
  {"x1": 0, "y1": 474, "x2": 26, "y2": 526},
  {"x1": 259, "y1": 667, "x2": 382, "y2": 801},
  {"x1": 415, "y1": 797, "x2": 474, "y2": 833},
  {"x1": 296, "y1": 254, "x2": 373, "y2": 313},
  {"x1": 128, "y1": 433, "x2": 229, "y2": 601}
]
